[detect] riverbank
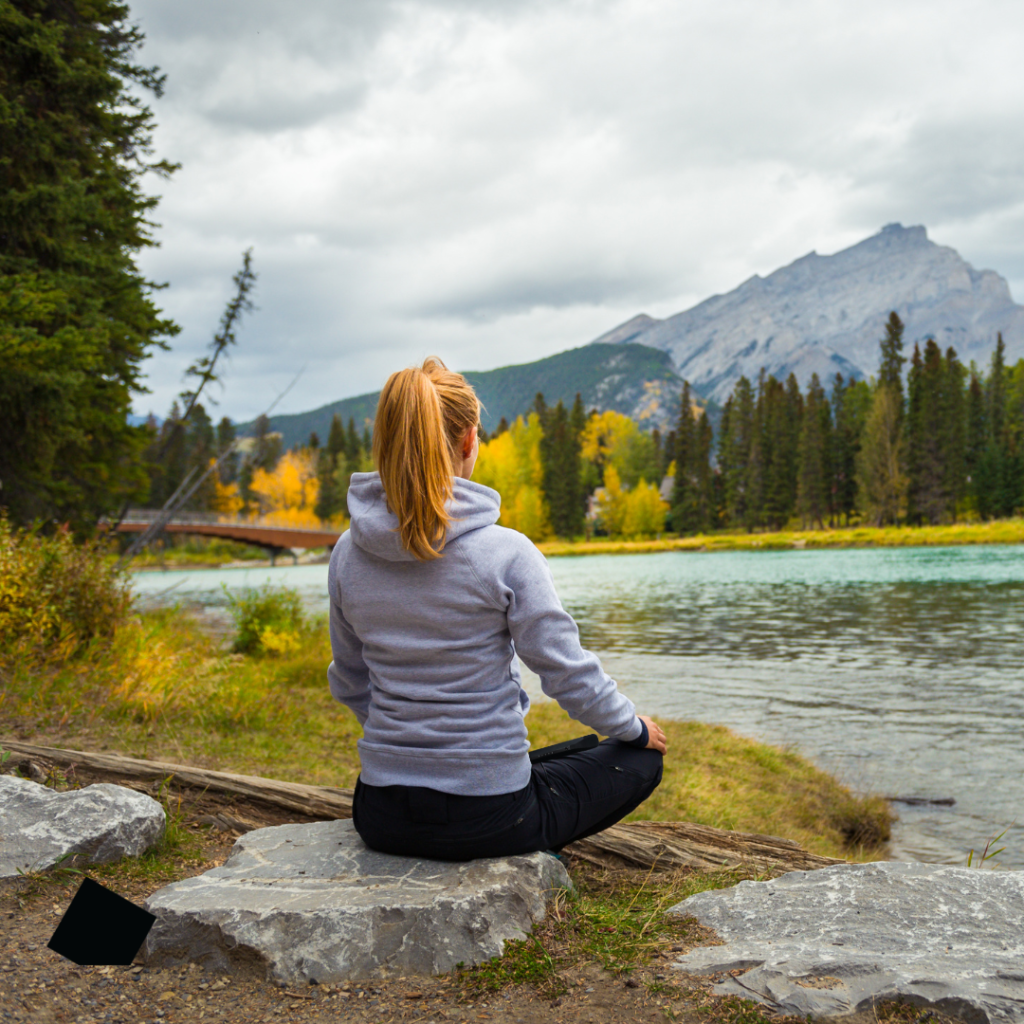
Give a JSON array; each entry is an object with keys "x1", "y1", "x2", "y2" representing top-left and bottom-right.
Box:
[
  {"x1": 537, "y1": 517, "x2": 1024, "y2": 556},
  {"x1": 2, "y1": 603, "x2": 889, "y2": 862}
]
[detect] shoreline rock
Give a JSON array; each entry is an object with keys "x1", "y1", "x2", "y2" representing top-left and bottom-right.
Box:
[
  {"x1": 668, "y1": 861, "x2": 1024, "y2": 1024},
  {"x1": 0, "y1": 776, "x2": 166, "y2": 877},
  {"x1": 143, "y1": 819, "x2": 570, "y2": 983}
]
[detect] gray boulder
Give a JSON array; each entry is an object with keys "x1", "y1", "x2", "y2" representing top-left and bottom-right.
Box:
[
  {"x1": 0, "y1": 775, "x2": 166, "y2": 877},
  {"x1": 668, "y1": 861, "x2": 1024, "y2": 1024},
  {"x1": 143, "y1": 819, "x2": 569, "y2": 983}
]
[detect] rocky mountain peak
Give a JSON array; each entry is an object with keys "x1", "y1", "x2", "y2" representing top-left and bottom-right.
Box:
[{"x1": 598, "y1": 225, "x2": 1023, "y2": 402}]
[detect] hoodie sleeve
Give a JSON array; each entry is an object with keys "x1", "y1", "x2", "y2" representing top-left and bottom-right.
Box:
[
  {"x1": 327, "y1": 540, "x2": 372, "y2": 726},
  {"x1": 501, "y1": 539, "x2": 642, "y2": 742}
]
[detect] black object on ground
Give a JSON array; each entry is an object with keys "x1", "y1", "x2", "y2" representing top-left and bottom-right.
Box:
[
  {"x1": 48, "y1": 877, "x2": 156, "y2": 966},
  {"x1": 529, "y1": 734, "x2": 600, "y2": 763}
]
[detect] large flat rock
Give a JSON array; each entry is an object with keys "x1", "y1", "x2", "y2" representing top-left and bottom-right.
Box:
[
  {"x1": 143, "y1": 819, "x2": 570, "y2": 983},
  {"x1": 0, "y1": 776, "x2": 165, "y2": 877},
  {"x1": 668, "y1": 862, "x2": 1024, "y2": 1024}
]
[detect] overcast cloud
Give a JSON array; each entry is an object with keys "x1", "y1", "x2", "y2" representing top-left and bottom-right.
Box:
[{"x1": 129, "y1": 0, "x2": 1024, "y2": 421}]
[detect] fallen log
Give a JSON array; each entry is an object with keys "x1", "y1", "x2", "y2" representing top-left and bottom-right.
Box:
[
  {"x1": 1, "y1": 739, "x2": 841, "y2": 874},
  {"x1": 565, "y1": 820, "x2": 843, "y2": 873},
  {"x1": 0, "y1": 739, "x2": 353, "y2": 820}
]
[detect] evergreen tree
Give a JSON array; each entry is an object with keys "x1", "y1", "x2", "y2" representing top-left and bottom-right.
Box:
[
  {"x1": 759, "y1": 374, "x2": 802, "y2": 529},
  {"x1": 965, "y1": 370, "x2": 987, "y2": 512},
  {"x1": 532, "y1": 392, "x2": 548, "y2": 424},
  {"x1": 796, "y1": 374, "x2": 830, "y2": 528},
  {"x1": 540, "y1": 400, "x2": 584, "y2": 537},
  {"x1": 183, "y1": 403, "x2": 216, "y2": 510},
  {"x1": 879, "y1": 311, "x2": 906, "y2": 404},
  {"x1": 906, "y1": 341, "x2": 947, "y2": 523},
  {"x1": 327, "y1": 413, "x2": 346, "y2": 457},
  {"x1": 979, "y1": 334, "x2": 1024, "y2": 518},
  {"x1": 718, "y1": 376, "x2": 755, "y2": 529},
  {"x1": 308, "y1": 432, "x2": 320, "y2": 450},
  {"x1": 940, "y1": 347, "x2": 967, "y2": 518},
  {"x1": 693, "y1": 410, "x2": 715, "y2": 532},
  {"x1": 315, "y1": 413, "x2": 347, "y2": 521},
  {"x1": 0, "y1": 0, "x2": 179, "y2": 528},
  {"x1": 216, "y1": 417, "x2": 238, "y2": 485},
  {"x1": 670, "y1": 382, "x2": 698, "y2": 533},
  {"x1": 856, "y1": 385, "x2": 906, "y2": 525},
  {"x1": 830, "y1": 375, "x2": 870, "y2": 525},
  {"x1": 344, "y1": 417, "x2": 361, "y2": 467}
]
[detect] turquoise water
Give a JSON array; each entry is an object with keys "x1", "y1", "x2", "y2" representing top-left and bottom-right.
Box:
[{"x1": 132, "y1": 544, "x2": 1024, "y2": 867}]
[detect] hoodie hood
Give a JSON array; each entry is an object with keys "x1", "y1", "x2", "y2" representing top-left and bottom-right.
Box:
[{"x1": 347, "y1": 472, "x2": 501, "y2": 561}]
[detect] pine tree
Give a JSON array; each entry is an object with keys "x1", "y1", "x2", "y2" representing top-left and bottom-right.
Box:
[
  {"x1": 718, "y1": 376, "x2": 755, "y2": 529},
  {"x1": 217, "y1": 417, "x2": 238, "y2": 485},
  {"x1": 344, "y1": 418, "x2": 361, "y2": 467},
  {"x1": 940, "y1": 347, "x2": 967, "y2": 518},
  {"x1": 670, "y1": 382, "x2": 697, "y2": 533},
  {"x1": 856, "y1": 385, "x2": 906, "y2": 525},
  {"x1": 796, "y1": 374, "x2": 830, "y2": 528},
  {"x1": 315, "y1": 413, "x2": 347, "y2": 521},
  {"x1": 980, "y1": 333, "x2": 1024, "y2": 518},
  {"x1": 830, "y1": 375, "x2": 870, "y2": 525},
  {"x1": 694, "y1": 410, "x2": 715, "y2": 532},
  {"x1": 760, "y1": 374, "x2": 802, "y2": 529},
  {"x1": 965, "y1": 370, "x2": 987, "y2": 514},
  {"x1": 1, "y1": 0, "x2": 179, "y2": 528},
  {"x1": 906, "y1": 341, "x2": 947, "y2": 523},
  {"x1": 879, "y1": 311, "x2": 906, "y2": 404},
  {"x1": 541, "y1": 400, "x2": 584, "y2": 537}
]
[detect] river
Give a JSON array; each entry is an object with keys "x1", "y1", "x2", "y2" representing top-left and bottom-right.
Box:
[{"x1": 132, "y1": 544, "x2": 1024, "y2": 868}]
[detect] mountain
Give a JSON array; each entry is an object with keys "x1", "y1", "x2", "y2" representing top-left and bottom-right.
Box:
[
  {"x1": 249, "y1": 343, "x2": 684, "y2": 449},
  {"x1": 594, "y1": 224, "x2": 1024, "y2": 402}
]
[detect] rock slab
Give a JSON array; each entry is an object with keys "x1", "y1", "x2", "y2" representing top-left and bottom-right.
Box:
[
  {"x1": 668, "y1": 861, "x2": 1024, "y2": 1024},
  {"x1": 0, "y1": 775, "x2": 166, "y2": 877},
  {"x1": 143, "y1": 819, "x2": 570, "y2": 983}
]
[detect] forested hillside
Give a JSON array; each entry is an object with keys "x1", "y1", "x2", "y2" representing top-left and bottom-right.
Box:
[
  {"x1": 153, "y1": 312, "x2": 1024, "y2": 542},
  {"x1": 244, "y1": 343, "x2": 683, "y2": 448}
]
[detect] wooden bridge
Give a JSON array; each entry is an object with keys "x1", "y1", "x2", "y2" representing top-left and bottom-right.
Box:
[{"x1": 115, "y1": 512, "x2": 342, "y2": 563}]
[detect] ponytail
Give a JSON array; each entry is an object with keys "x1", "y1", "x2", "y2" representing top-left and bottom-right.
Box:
[{"x1": 373, "y1": 357, "x2": 481, "y2": 560}]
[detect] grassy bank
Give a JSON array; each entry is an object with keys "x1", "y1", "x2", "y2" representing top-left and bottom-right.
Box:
[
  {"x1": 1, "y1": 598, "x2": 888, "y2": 861},
  {"x1": 538, "y1": 517, "x2": 1024, "y2": 557}
]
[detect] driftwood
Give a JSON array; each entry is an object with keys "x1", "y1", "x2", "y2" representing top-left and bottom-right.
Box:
[
  {"x1": 565, "y1": 820, "x2": 843, "y2": 873},
  {"x1": 1, "y1": 739, "x2": 841, "y2": 874},
  {"x1": 0, "y1": 739, "x2": 353, "y2": 820}
]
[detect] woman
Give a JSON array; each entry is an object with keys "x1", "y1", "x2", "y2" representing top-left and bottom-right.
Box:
[{"x1": 328, "y1": 357, "x2": 666, "y2": 860}]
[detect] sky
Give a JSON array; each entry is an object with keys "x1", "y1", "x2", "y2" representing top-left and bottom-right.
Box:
[{"x1": 129, "y1": 0, "x2": 1024, "y2": 422}]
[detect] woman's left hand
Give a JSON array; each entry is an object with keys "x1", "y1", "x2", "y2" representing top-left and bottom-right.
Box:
[{"x1": 639, "y1": 715, "x2": 668, "y2": 754}]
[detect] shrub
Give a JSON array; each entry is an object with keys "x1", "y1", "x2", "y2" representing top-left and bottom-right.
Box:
[
  {"x1": 226, "y1": 585, "x2": 305, "y2": 656},
  {"x1": 0, "y1": 516, "x2": 131, "y2": 661}
]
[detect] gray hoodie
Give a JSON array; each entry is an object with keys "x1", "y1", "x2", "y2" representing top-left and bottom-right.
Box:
[{"x1": 327, "y1": 472, "x2": 642, "y2": 796}]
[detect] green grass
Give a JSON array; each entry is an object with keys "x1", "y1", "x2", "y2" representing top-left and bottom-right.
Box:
[
  {"x1": 1, "y1": 603, "x2": 889, "y2": 863},
  {"x1": 457, "y1": 865, "x2": 743, "y2": 998},
  {"x1": 538, "y1": 517, "x2": 1024, "y2": 556},
  {"x1": 130, "y1": 537, "x2": 269, "y2": 567}
]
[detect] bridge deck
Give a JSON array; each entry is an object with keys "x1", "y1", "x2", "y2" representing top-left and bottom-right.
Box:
[{"x1": 116, "y1": 521, "x2": 341, "y2": 550}]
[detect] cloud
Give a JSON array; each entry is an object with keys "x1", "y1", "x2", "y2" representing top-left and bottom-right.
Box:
[{"x1": 129, "y1": 0, "x2": 1024, "y2": 420}]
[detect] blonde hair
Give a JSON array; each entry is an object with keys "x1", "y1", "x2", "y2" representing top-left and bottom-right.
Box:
[{"x1": 373, "y1": 357, "x2": 481, "y2": 561}]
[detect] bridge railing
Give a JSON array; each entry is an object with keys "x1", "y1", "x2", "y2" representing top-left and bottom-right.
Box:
[
  {"x1": 116, "y1": 509, "x2": 232, "y2": 526},
  {"x1": 109, "y1": 510, "x2": 342, "y2": 536}
]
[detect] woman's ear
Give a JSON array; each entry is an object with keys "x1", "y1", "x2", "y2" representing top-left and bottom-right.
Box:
[{"x1": 462, "y1": 425, "x2": 478, "y2": 458}]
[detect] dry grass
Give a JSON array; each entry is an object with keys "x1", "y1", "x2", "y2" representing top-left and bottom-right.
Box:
[{"x1": 538, "y1": 517, "x2": 1024, "y2": 557}]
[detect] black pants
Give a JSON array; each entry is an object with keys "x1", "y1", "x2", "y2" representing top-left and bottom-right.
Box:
[{"x1": 352, "y1": 739, "x2": 663, "y2": 861}]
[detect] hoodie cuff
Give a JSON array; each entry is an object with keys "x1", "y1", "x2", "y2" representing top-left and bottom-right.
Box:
[{"x1": 624, "y1": 719, "x2": 649, "y2": 749}]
